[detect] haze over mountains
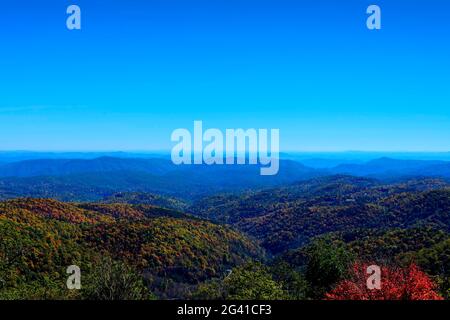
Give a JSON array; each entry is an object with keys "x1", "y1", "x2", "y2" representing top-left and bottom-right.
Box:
[
  {"x1": 0, "y1": 157, "x2": 175, "y2": 178},
  {"x1": 330, "y1": 157, "x2": 450, "y2": 179},
  {"x1": 2, "y1": 152, "x2": 450, "y2": 177},
  {"x1": 0, "y1": 155, "x2": 307, "y2": 200},
  {"x1": 0, "y1": 153, "x2": 450, "y2": 202}
]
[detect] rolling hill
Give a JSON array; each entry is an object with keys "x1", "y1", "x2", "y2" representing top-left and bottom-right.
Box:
[
  {"x1": 189, "y1": 176, "x2": 450, "y2": 253},
  {"x1": 0, "y1": 198, "x2": 263, "y2": 299}
]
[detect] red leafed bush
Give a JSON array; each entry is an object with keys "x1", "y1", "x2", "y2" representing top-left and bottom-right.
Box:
[{"x1": 325, "y1": 263, "x2": 443, "y2": 300}]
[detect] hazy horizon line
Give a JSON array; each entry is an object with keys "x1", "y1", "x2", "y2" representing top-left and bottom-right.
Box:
[{"x1": 1, "y1": 150, "x2": 450, "y2": 154}]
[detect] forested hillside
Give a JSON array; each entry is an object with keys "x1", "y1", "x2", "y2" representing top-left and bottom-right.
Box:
[
  {"x1": 0, "y1": 199, "x2": 262, "y2": 299},
  {"x1": 190, "y1": 176, "x2": 450, "y2": 253}
]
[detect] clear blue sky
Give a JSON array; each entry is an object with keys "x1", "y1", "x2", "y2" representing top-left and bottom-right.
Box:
[{"x1": 0, "y1": 0, "x2": 449, "y2": 151}]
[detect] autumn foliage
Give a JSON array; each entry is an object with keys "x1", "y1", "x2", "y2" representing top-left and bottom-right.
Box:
[{"x1": 325, "y1": 263, "x2": 443, "y2": 300}]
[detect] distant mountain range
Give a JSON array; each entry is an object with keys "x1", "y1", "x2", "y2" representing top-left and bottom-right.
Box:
[
  {"x1": 0, "y1": 157, "x2": 320, "y2": 201},
  {"x1": 0, "y1": 157, "x2": 175, "y2": 178},
  {"x1": 329, "y1": 157, "x2": 450, "y2": 178},
  {"x1": 1, "y1": 155, "x2": 450, "y2": 179},
  {"x1": 1, "y1": 156, "x2": 450, "y2": 202},
  {"x1": 0, "y1": 151, "x2": 169, "y2": 163}
]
